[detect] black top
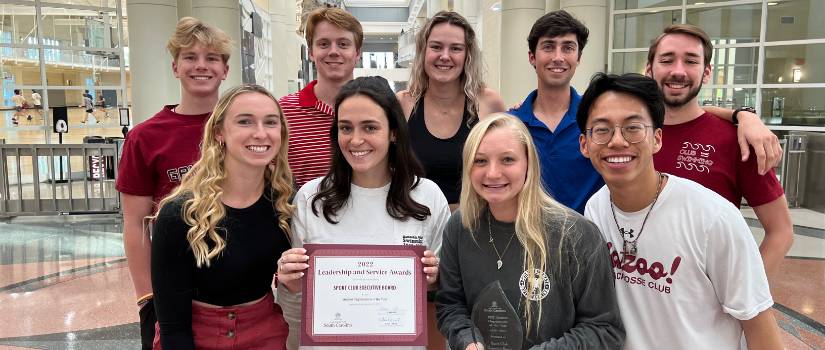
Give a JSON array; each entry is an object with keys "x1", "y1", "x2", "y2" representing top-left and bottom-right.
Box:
[
  {"x1": 408, "y1": 98, "x2": 472, "y2": 204},
  {"x1": 151, "y1": 191, "x2": 291, "y2": 350},
  {"x1": 436, "y1": 209, "x2": 625, "y2": 349}
]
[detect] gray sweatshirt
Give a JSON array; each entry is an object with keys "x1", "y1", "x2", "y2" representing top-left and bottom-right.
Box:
[{"x1": 435, "y1": 208, "x2": 624, "y2": 349}]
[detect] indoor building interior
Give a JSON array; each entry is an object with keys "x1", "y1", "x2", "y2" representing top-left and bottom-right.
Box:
[{"x1": 1, "y1": 0, "x2": 824, "y2": 349}]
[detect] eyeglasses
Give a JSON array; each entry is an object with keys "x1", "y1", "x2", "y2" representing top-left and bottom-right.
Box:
[{"x1": 586, "y1": 122, "x2": 653, "y2": 145}]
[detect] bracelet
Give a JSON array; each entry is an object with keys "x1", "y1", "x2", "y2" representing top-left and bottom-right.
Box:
[{"x1": 136, "y1": 293, "x2": 153, "y2": 307}]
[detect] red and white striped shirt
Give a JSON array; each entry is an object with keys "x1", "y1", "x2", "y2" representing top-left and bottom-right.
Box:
[{"x1": 280, "y1": 80, "x2": 335, "y2": 188}]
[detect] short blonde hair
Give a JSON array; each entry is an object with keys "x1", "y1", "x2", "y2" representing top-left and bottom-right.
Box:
[
  {"x1": 305, "y1": 7, "x2": 364, "y2": 51},
  {"x1": 166, "y1": 17, "x2": 233, "y2": 63}
]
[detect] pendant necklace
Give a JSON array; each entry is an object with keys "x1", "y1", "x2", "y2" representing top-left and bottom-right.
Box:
[
  {"x1": 488, "y1": 211, "x2": 516, "y2": 269},
  {"x1": 610, "y1": 172, "x2": 666, "y2": 258}
]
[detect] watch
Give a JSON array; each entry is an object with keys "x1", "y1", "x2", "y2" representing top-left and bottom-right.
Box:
[{"x1": 731, "y1": 106, "x2": 756, "y2": 125}]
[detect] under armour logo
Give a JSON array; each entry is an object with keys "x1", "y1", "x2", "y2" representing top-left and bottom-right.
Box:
[{"x1": 619, "y1": 227, "x2": 635, "y2": 238}]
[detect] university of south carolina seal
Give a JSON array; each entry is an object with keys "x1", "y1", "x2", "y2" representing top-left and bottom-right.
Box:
[{"x1": 519, "y1": 269, "x2": 551, "y2": 301}]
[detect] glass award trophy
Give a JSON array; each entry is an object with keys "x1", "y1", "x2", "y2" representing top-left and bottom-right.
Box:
[{"x1": 470, "y1": 281, "x2": 523, "y2": 350}]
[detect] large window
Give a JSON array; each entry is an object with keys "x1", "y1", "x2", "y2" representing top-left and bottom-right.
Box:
[
  {"x1": 609, "y1": 0, "x2": 825, "y2": 129},
  {"x1": 1, "y1": 1, "x2": 127, "y2": 143}
]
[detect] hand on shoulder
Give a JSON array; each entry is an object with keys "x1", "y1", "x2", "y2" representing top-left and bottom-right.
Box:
[
  {"x1": 479, "y1": 88, "x2": 505, "y2": 118},
  {"x1": 395, "y1": 90, "x2": 414, "y2": 120}
]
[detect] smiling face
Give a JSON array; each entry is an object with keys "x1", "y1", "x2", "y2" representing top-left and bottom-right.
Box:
[
  {"x1": 470, "y1": 127, "x2": 528, "y2": 214},
  {"x1": 579, "y1": 91, "x2": 662, "y2": 188},
  {"x1": 423, "y1": 23, "x2": 467, "y2": 85},
  {"x1": 309, "y1": 20, "x2": 360, "y2": 84},
  {"x1": 215, "y1": 92, "x2": 283, "y2": 174},
  {"x1": 529, "y1": 33, "x2": 579, "y2": 89},
  {"x1": 172, "y1": 43, "x2": 228, "y2": 98},
  {"x1": 646, "y1": 33, "x2": 711, "y2": 108},
  {"x1": 336, "y1": 94, "x2": 395, "y2": 187}
]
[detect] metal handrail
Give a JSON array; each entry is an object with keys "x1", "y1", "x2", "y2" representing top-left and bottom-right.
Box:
[{"x1": 0, "y1": 143, "x2": 121, "y2": 217}]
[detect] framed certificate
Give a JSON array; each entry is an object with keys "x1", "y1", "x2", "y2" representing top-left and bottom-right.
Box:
[{"x1": 300, "y1": 244, "x2": 427, "y2": 346}]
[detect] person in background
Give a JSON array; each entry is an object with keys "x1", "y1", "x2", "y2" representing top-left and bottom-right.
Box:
[
  {"x1": 281, "y1": 7, "x2": 363, "y2": 188},
  {"x1": 81, "y1": 92, "x2": 96, "y2": 124},
  {"x1": 509, "y1": 10, "x2": 784, "y2": 214},
  {"x1": 115, "y1": 17, "x2": 232, "y2": 350},
  {"x1": 396, "y1": 10, "x2": 505, "y2": 212},
  {"x1": 645, "y1": 24, "x2": 792, "y2": 277},
  {"x1": 11, "y1": 89, "x2": 26, "y2": 125}
]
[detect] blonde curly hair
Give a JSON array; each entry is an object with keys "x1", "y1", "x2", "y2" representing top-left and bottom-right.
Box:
[{"x1": 155, "y1": 84, "x2": 294, "y2": 267}]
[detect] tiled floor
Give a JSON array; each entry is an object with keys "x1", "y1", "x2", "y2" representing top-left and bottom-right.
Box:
[{"x1": 0, "y1": 209, "x2": 823, "y2": 349}]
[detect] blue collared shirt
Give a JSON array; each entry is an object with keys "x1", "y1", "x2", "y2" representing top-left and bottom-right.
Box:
[{"x1": 508, "y1": 87, "x2": 604, "y2": 213}]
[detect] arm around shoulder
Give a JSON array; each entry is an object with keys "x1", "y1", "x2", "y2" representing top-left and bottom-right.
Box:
[
  {"x1": 478, "y1": 88, "x2": 505, "y2": 118},
  {"x1": 396, "y1": 90, "x2": 415, "y2": 120}
]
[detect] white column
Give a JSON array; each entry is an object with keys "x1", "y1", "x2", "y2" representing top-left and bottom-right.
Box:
[
  {"x1": 192, "y1": 0, "x2": 243, "y2": 93},
  {"x1": 177, "y1": 0, "x2": 192, "y2": 18},
  {"x1": 500, "y1": 0, "x2": 545, "y2": 106},
  {"x1": 283, "y1": 0, "x2": 302, "y2": 94},
  {"x1": 427, "y1": 0, "x2": 449, "y2": 17},
  {"x1": 455, "y1": 0, "x2": 480, "y2": 34},
  {"x1": 545, "y1": 0, "x2": 560, "y2": 13},
  {"x1": 481, "y1": 0, "x2": 502, "y2": 92},
  {"x1": 126, "y1": 0, "x2": 179, "y2": 124},
  {"x1": 270, "y1": 0, "x2": 288, "y2": 97},
  {"x1": 561, "y1": 0, "x2": 607, "y2": 91}
]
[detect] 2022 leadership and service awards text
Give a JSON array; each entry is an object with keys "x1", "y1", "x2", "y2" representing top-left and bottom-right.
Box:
[{"x1": 300, "y1": 244, "x2": 427, "y2": 346}]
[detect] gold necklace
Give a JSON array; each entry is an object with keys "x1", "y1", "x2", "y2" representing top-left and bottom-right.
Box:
[{"x1": 488, "y1": 211, "x2": 516, "y2": 270}]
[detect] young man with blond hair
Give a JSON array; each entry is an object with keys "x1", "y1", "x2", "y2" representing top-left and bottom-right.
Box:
[
  {"x1": 115, "y1": 17, "x2": 232, "y2": 350},
  {"x1": 646, "y1": 24, "x2": 792, "y2": 276},
  {"x1": 279, "y1": 7, "x2": 363, "y2": 187}
]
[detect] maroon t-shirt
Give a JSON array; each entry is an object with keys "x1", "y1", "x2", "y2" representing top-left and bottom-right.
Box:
[
  {"x1": 654, "y1": 112, "x2": 784, "y2": 208},
  {"x1": 115, "y1": 105, "x2": 210, "y2": 206}
]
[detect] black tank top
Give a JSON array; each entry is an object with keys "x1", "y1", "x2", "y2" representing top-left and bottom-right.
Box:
[{"x1": 408, "y1": 98, "x2": 472, "y2": 204}]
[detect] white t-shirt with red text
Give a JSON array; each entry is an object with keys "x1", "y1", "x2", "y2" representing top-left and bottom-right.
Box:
[{"x1": 584, "y1": 175, "x2": 772, "y2": 350}]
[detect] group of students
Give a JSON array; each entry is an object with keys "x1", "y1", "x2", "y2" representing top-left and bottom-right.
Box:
[{"x1": 116, "y1": 7, "x2": 792, "y2": 350}]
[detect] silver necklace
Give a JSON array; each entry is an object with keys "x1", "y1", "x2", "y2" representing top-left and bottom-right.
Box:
[
  {"x1": 488, "y1": 211, "x2": 516, "y2": 270},
  {"x1": 609, "y1": 172, "x2": 665, "y2": 257}
]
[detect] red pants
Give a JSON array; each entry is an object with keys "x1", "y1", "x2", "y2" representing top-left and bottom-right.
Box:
[{"x1": 154, "y1": 292, "x2": 287, "y2": 350}]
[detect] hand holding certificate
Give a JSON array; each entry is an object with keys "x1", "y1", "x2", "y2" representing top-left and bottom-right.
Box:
[{"x1": 298, "y1": 244, "x2": 429, "y2": 346}]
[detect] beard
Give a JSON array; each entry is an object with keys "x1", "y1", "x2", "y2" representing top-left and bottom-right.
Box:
[{"x1": 662, "y1": 81, "x2": 702, "y2": 108}]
